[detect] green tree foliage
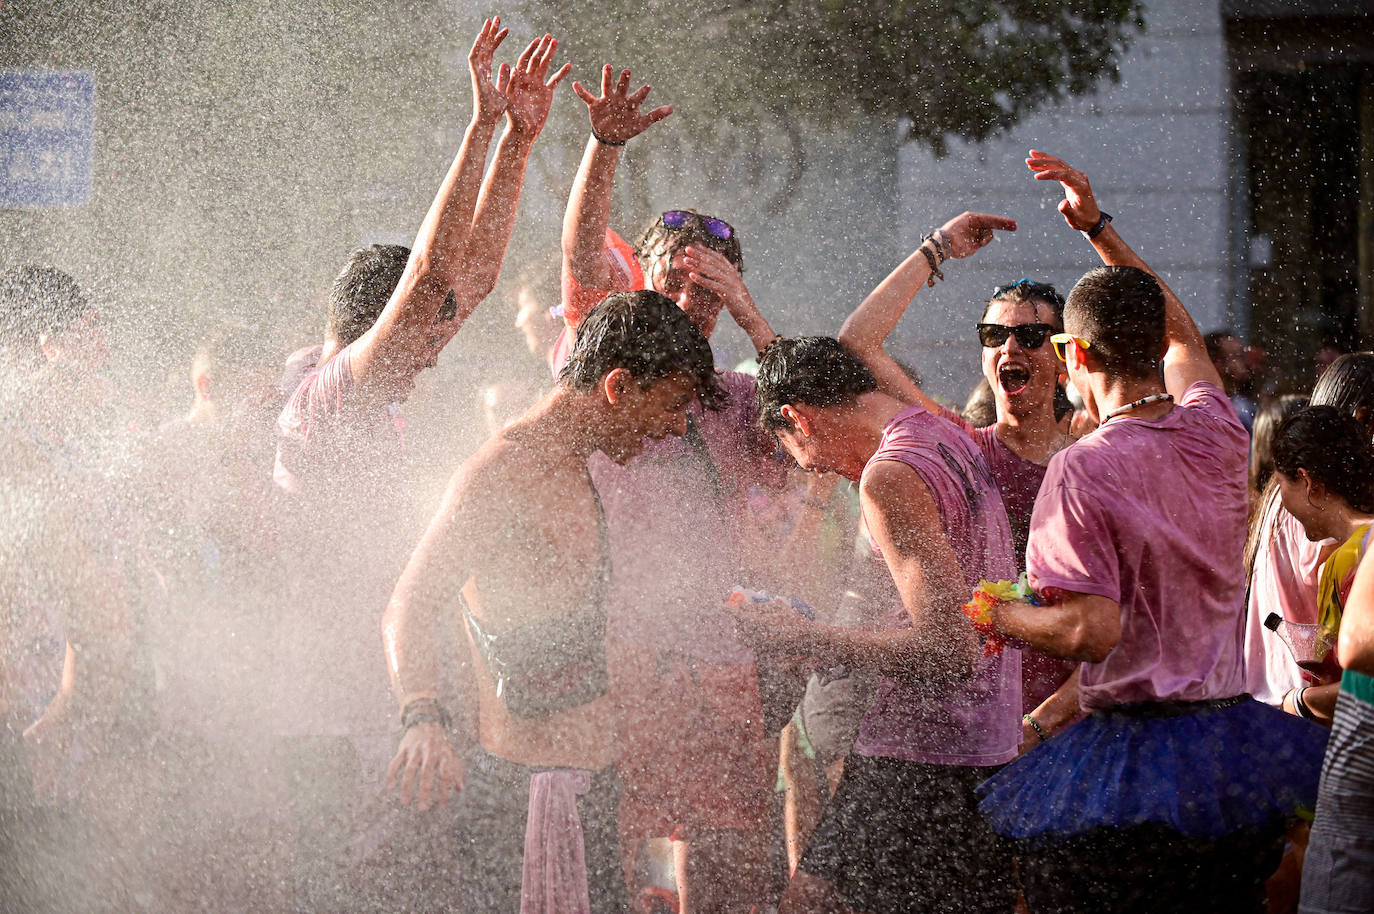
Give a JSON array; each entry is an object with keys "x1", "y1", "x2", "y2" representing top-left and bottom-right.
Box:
[{"x1": 521, "y1": 0, "x2": 1144, "y2": 156}]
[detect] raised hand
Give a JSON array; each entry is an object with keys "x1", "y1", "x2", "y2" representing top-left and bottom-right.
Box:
[
  {"x1": 1027, "y1": 150, "x2": 1101, "y2": 233},
  {"x1": 386, "y1": 722, "x2": 464, "y2": 812},
  {"x1": 571, "y1": 65, "x2": 673, "y2": 145},
  {"x1": 505, "y1": 33, "x2": 571, "y2": 141},
  {"x1": 933, "y1": 211, "x2": 1018, "y2": 260},
  {"x1": 469, "y1": 17, "x2": 511, "y2": 126},
  {"x1": 682, "y1": 245, "x2": 750, "y2": 313}
]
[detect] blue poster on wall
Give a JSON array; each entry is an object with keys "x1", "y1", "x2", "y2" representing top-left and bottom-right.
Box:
[{"x1": 0, "y1": 70, "x2": 95, "y2": 208}]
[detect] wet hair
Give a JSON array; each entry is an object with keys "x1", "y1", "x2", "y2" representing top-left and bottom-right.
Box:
[
  {"x1": 1272, "y1": 405, "x2": 1374, "y2": 514},
  {"x1": 1310, "y1": 352, "x2": 1374, "y2": 418},
  {"x1": 634, "y1": 209, "x2": 744, "y2": 277},
  {"x1": 1063, "y1": 266, "x2": 1166, "y2": 380},
  {"x1": 1249, "y1": 394, "x2": 1308, "y2": 494},
  {"x1": 559, "y1": 290, "x2": 725, "y2": 408},
  {"x1": 326, "y1": 244, "x2": 410, "y2": 346},
  {"x1": 1247, "y1": 355, "x2": 1374, "y2": 575},
  {"x1": 962, "y1": 378, "x2": 997, "y2": 428},
  {"x1": 0, "y1": 265, "x2": 90, "y2": 344},
  {"x1": 755, "y1": 337, "x2": 878, "y2": 433},
  {"x1": 982, "y1": 279, "x2": 1064, "y2": 329}
]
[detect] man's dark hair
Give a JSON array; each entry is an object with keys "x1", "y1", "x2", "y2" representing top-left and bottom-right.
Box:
[
  {"x1": 755, "y1": 337, "x2": 878, "y2": 432},
  {"x1": 559, "y1": 290, "x2": 725, "y2": 408},
  {"x1": 1063, "y1": 266, "x2": 1166, "y2": 380},
  {"x1": 635, "y1": 210, "x2": 744, "y2": 276},
  {"x1": 0, "y1": 265, "x2": 90, "y2": 344},
  {"x1": 1272, "y1": 405, "x2": 1374, "y2": 514},
  {"x1": 983, "y1": 279, "x2": 1064, "y2": 329},
  {"x1": 326, "y1": 244, "x2": 410, "y2": 346},
  {"x1": 1311, "y1": 352, "x2": 1374, "y2": 417}
]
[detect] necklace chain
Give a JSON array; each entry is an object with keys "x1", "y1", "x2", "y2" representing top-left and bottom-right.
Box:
[{"x1": 1105, "y1": 392, "x2": 1174, "y2": 421}]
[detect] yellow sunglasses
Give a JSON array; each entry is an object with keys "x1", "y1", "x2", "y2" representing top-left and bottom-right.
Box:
[{"x1": 1050, "y1": 332, "x2": 1091, "y2": 364}]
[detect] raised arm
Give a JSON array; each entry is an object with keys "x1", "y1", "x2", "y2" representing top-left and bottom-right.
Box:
[
  {"x1": 443, "y1": 35, "x2": 570, "y2": 324},
  {"x1": 563, "y1": 66, "x2": 673, "y2": 294},
  {"x1": 838, "y1": 212, "x2": 1016, "y2": 412},
  {"x1": 383, "y1": 473, "x2": 477, "y2": 812},
  {"x1": 1027, "y1": 150, "x2": 1222, "y2": 397},
  {"x1": 348, "y1": 20, "x2": 511, "y2": 391}
]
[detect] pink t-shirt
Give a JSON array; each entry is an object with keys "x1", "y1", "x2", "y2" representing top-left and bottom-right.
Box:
[
  {"x1": 934, "y1": 408, "x2": 1075, "y2": 714},
  {"x1": 271, "y1": 344, "x2": 411, "y2": 737},
  {"x1": 1243, "y1": 504, "x2": 1327, "y2": 705},
  {"x1": 852, "y1": 404, "x2": 1021, "y2": 766},
  {"x1": 1027, "y1": 381, "x2": 1250, "y2": 713}
]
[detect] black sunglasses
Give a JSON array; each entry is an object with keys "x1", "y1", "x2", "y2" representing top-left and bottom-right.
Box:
[
  {"x1": 991, "y1": 278, "x2": 1065, "y2": 309},
  {"x1": 976, "y1": 322, "x2": 1055, "y2": 349},
  {"x1": 660, "y1": 210, "x2": 733, "y2": 241}
]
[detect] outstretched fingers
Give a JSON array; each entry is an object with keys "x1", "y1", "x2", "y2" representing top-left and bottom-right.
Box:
[
  {"x1": 572, "y1": 80, "x2": 598, "y2": 106},
  {"x1": 514, "y1": 35, "x2": 540, "y2": 74},
  {"x1": 546, "y1": 61, "x2": 571, "y2": 89}
]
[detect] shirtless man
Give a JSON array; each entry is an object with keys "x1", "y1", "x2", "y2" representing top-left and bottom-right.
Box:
[{"x1": 385, "y1": 290, "x2": 723, "y2": 914}]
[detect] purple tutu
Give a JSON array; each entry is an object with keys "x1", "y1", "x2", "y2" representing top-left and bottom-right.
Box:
[{"x1": 977, "y1": 695, "x2": 1327, "y2": 841}]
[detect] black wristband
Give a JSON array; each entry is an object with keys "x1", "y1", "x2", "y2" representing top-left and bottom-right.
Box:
[
  {"x1": 1023, "y1": 713, "x2": 1049, "y2": 743},
  {"x1": 1084, "y1": 211, "x2": 1113, "y2": 240},
  {"x1": 401, "y1": 698, "x2": 451, "y2": 731},
  {"x1": 591, "y1": 129, "x2": 626, "y2": 147},
  {"x1": 918, "y1": 241, "x2": 944, "y2": 287}
]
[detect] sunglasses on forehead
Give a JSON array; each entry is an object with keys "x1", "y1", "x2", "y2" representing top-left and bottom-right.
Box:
[
  {"x1": 992, "y1": 278, "x2": 1065, "y2": 308},
  {"x1": 660, "y1": 210, "x2": 734, "y2": 241},
  {"x1": 976, "y1": 322, "x2": 1055, "y2": 349}
]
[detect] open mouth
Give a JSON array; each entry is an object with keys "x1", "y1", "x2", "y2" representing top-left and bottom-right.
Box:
[{"x1": 998, "y1": 364, "x2": 1031, "y2": 396}]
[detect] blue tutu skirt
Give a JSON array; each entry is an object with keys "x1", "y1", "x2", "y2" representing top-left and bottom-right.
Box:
[{"x1": 977, "y1": 696, "x2": 1328, "y2": 841}]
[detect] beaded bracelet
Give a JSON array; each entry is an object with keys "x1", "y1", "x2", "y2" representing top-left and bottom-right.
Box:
[{"x1": 1023, "y1": 713, "x2": 1049, "y2": 742}]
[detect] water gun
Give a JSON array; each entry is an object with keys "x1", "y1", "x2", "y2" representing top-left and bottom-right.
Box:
[{"x1": 727, "y1": 586, "x2": 816, "y2": 620}]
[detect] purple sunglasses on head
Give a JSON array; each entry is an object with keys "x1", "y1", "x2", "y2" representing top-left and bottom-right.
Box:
[{"x1": 660, "y1": 210, "x2": 733, "y2": 241}]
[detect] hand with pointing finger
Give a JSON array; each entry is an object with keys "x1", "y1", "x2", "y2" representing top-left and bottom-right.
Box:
[{"x1": 934, "y1": 211, "x2": 1019, "y2": 260}]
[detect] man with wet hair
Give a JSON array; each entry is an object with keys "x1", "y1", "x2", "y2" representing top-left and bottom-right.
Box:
[
  {"x1": 734, "y1": 336, "x2": 1021, "y2": 914},
  {"x1": 269, "y1": 22, "x2": 570, "y2": 911},
  {"x1": 385, "y1": 290, "x2": 721, "y2": 914},
  {"x1": 556, "y1": 61, "x2": 785, "y2": 914},
  {"x1": 975, "y1": 151, "x2": 1327, "y2": 914}
]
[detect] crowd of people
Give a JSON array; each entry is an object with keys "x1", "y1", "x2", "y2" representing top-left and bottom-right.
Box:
[{"x1": 2, "y1": 18, "x2": 1371, "y2": 914}]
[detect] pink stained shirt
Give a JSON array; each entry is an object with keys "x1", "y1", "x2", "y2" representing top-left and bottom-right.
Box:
[
  {"x1": 271, "y1": 343, "x2": 411, "y2": 738},
  {"x1": 1243, "y1": 504, "x2": 1329, "y2": 705},
  {"x1": 851, "y1": 403, "x2": 1021, "y2": 767},
  {"x1": 1026, "y1": 381, "x2": 1250, "y2": 713},
  {"x1": 933, "y1": 408, "x2": 1076, "y2": 715}
]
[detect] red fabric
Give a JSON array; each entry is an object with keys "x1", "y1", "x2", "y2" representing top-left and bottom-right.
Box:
[
  {"x1": 552, "y1": 229, "x2": 646, "y2": 373},
  {"x1": 608, "y1": 641, "x2": 773, "y2": 838}
]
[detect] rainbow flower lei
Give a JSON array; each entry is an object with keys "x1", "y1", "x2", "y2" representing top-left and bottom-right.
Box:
[{"x1": 961, "y1": 574, "x2": 1042, "y2": 657}]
